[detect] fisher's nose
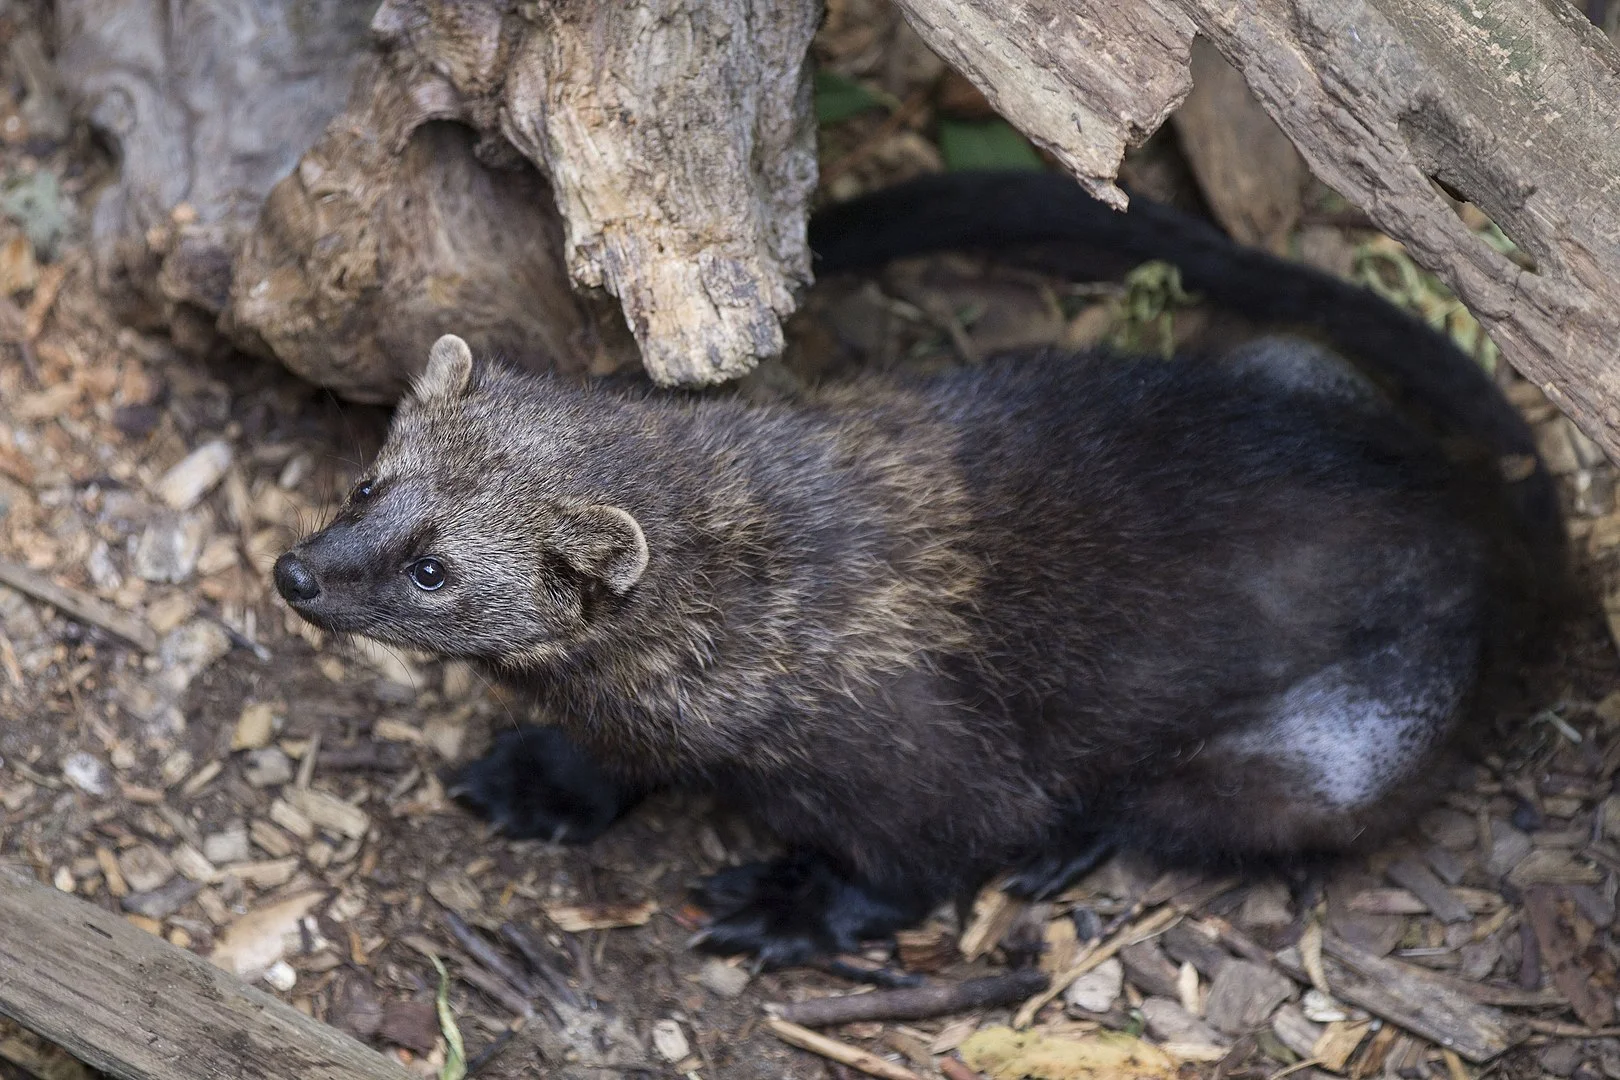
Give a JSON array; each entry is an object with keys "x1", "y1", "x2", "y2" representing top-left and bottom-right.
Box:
[{"x1": 273, "y1": 552, "x2": 321, "y2": 603}]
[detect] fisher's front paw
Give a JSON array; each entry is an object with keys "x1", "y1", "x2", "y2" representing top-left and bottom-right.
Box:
[
  {"x1": 449, "y1": 725, "x2": 638, "y2": 844},
  {"x1": 690, "y1": 853, "x2": 929, "y2": 971}
]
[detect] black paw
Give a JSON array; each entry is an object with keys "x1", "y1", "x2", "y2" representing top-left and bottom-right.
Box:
[
  {"x1": 690, "y1": 853, "x2": 931, "y2": 970},
  {"x1": 449, "y1": 726, "x2": 639, "y2": 844},
  {"x1": 1002, "y1": 836, "x2": 1115, "y2": 901}
]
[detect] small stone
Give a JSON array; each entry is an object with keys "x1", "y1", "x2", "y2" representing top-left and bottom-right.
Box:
[
  {"x1": 132, "y1": 512, "x2": 207, "y2": 583},
  {"x1": 1140, "y1": 997, "x2": 1227, "y2": 1048},
  {"x1": 243, "y1": 748, "x2": 294, "y2": 788},
  {"x1": 156, "y1": 620, "x2": 231, "y2": 697},
  {"x1": 123, "y1": 876, "x2": 202, "y2": 920},
  {"x1": 203, "y1": 824, "x2": 252, "y2": 866},
  {"x1": 652, "y1": 1019, "x2": 690, "y2": 1062},
  {"x1": 53, "y1": 865, "x2": 73, "y2": 892},
  {"x1": 118, "y1": 844, "x2": 176, "y2": 893},
  {"x1": 232, "y1": 702, "x2": 278, "y2": 751},
  {"x1": 87, "y1": 539, "x2": 122, "y2": 591},
  {"x1": 262, "y1": 960, "x2": 297, "y2": 992},
  {"x1": 61, "y1": 751, "x2": 110, "y2": 795},
  {"x1": 697, "y1": 958, "x2": 751, "y2": 999},
  {"x1": 154, "y1": 439, "x2": 233, "y2": 511},
  {"x1": 1064, "y1": 956, "x2": 1124, "y2": 1013}
]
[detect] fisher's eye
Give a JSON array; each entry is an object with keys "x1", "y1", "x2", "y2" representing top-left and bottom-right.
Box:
[
  {"x1": 350, "y1": 478, "x2": 377, "y2": 502},
  {"x1": 408, "y1": 557, "x2": 447, "y2": 592}
]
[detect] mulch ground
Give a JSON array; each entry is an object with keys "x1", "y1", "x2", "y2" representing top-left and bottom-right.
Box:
[{"x1": 5, "y1": 2, "x2": 1620, "y2": 1079}]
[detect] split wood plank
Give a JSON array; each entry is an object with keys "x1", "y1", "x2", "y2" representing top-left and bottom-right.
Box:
[
  {"x1": 0, "y1": 867, "x2": 413, "y2": 1080},
  {"x1": 1275, "y1": 932, "x2": 1527, "y2": 1063}
]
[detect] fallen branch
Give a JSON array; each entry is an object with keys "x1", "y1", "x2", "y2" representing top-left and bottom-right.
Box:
[
  {"x1": 0, "y1": 558, "x2": 157, "y2": 653},
  {"x1": 771, "y1": 970, "x2": 1049, "y2": 1028},
  {"x1": 765, "y1": 1018, "x2": 925, "y2": 1080}
]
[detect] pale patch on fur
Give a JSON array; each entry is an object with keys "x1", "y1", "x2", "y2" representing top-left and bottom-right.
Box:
[{"x1": 1222, "y1": 656, "x2": 1467, "y2": 809}]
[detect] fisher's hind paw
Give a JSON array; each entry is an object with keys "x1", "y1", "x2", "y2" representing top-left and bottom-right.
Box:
[
  {"x1": 449, "y1": 725, "x2": 637, "y2": 844},
  {"x1": 690, "y1": 853, "x2": 928, "y2": 971}
]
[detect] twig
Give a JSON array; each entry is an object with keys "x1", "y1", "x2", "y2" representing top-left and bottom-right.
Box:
[
  {"x1": 1013, "y1": 904, "x2": 1182, "y2": 1027},
  {"x1": 765, "y1": 1018, "x2": 924, "y2": 1080},
  {"x1": 772, "y1": 970, "x2": 1049, "y2": 1027},
  {"x1": 445, "y1": 912, "x2": 538, "y2": 999},
  {"x1": 1527, "y1": 1019, "x2": 1620, "y2": 1037},
  {"x1": 0, "y1": 557, "x2": 157, "y2": 652},
  {"x1": 500, "y1": 921, "x2": 583, "y2": 1009}
]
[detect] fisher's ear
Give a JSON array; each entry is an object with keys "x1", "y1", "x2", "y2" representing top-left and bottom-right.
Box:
[
  {"x1": 413, "y1": 334, "x2": 475, "y2": 402},
  {"x1": 553, "y1": 506, "x2": 649, "y2": 595}
]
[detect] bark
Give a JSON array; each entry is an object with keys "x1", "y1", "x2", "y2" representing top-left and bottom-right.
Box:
[
  {"x1": 893, "y1": 0, "x2": 1620, "y2": 457},
  {"x1": 52, "y1": 0, "x2": 1620, "y2": 461}
]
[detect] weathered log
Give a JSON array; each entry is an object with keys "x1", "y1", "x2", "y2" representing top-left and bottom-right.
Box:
[
  {"x1": 0, "y1": 866, "x2": 414, "y2": 1080},
  {"x1": 892, "y1": 0, "x2": 1620, "y2": 458},
  {"x1": 54, "y1": 0, "x2": 1620, "y2": 464},
  {"x1": 53, "y1": 0, "x2": 373, "y2": 338},
  {"x1": 224, "y1": 60, "x2": 626, "y2": 402}
]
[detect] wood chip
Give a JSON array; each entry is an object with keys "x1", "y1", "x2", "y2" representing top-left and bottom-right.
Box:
[
  {"x1": 207, "y1": 891, "x2": 324, "y2": 979},
  {"x1": 1312, "y1": 1019, "x2": 1372, "y2": 1072},
  {"x1": 1524, "y1": 885, "x2": 1614, "y2": 1028},
  {"x1": 543, "y1": 900, "x2": 656, "y2": 932},
  {"x1": 153, "y1": 440, "x2": 233, "y2": 511},
  {"x1": 1203, "y1": 958, "x2": 1294, "y2": 1035},
  {"x1": 959, "y1": 886, "x2": 1026, "y2": 961},
  {"x1": 1276, "y1": 933, "x2": 1527, "y2": 1062},
  {"x1": 765, "y1": 1018, "x2": 924, "y2": 1080},
  {"x1": 0, "y1": 557, "x2": 157, "y2": 652},
  {"x1": 284, "y1": 788, "x2": 369, "y2": 840},
  {"x1": 1014, "y1": 904, "x2": 1182, "y2": 1027},
  {"x1": 1386, "y1": 858, "x2": 1471, "y2": 924}
]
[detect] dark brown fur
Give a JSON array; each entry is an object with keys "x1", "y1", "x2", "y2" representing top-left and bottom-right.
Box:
[{"x1": 275, "y1": 173, "x2": 1565, "y2": 966}]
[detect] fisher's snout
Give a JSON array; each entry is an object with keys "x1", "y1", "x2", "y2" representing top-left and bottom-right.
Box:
[{"x1": 273, "y1": 551, "x2": 321, "y2": 603}]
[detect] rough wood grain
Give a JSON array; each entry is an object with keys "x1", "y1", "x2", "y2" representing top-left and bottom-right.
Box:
[
  {"x1": 1275, "y1": 932, "x2": 1527, "y2": 1062},
  {"x1": 53, "y1": 0, "x2": 1620, "y2": 460},
  {"x1": 53, "y1": 0, "x2": 373, "y2": 336},
  {"x1": 1170, "y1": 39, "x2": 1307, "y2": 254},
  {"x1": 893, "y1": 0, "x2": 1620, "y2": 458},
  {"x1": 0, "y1": 867, "x2": 413, "y2": 1080}
]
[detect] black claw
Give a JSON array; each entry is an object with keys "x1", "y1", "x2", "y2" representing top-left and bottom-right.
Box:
[{"x1": 450, "y1": 725, "x2": 641, "y2": 844}]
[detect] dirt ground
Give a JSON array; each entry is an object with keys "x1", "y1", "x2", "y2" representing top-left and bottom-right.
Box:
[{"x1": 6, "y1": 3, "x2": 1620, "y2": 1079}]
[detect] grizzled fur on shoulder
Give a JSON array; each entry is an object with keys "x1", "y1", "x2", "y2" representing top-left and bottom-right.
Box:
[{"x1": 276, "y1": 173, "x2": 1566, "y2": 968}]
